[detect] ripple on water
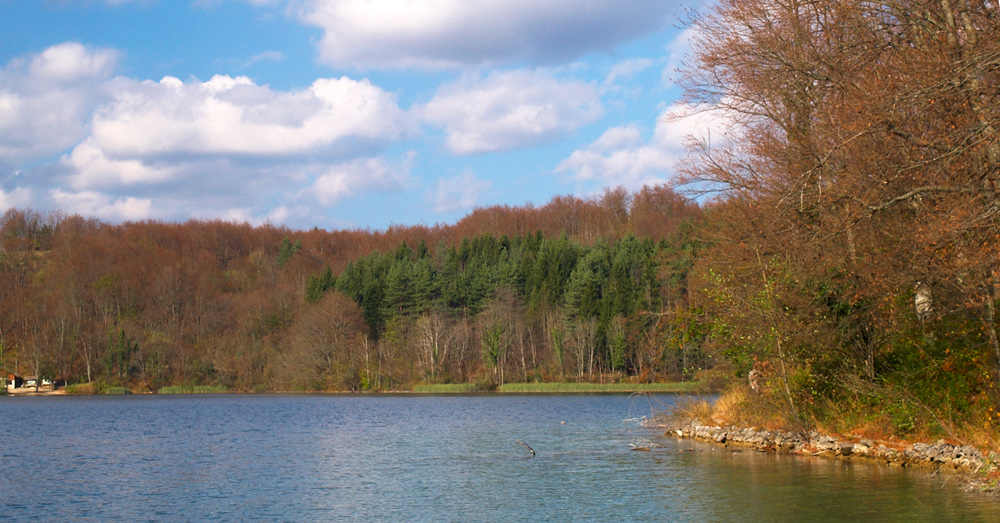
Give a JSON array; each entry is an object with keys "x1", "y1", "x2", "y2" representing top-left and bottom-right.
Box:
[{"x1": 0, "y1": 394, "x2": 996, "y2": 522}]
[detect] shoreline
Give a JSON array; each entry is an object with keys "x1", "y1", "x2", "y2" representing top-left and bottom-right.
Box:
[
  {"x1": 2, "y1": 380, "x2": 712, "y2": 397},
  {"x1": 654, "y1": 417, "x2": 999, "y2": 493},
  {"x1": 2, "y1": 387, "x2": 711, "y2": 397},
  {"x1": 5, "y1": 385, "x2": 65, "y2": 396}
]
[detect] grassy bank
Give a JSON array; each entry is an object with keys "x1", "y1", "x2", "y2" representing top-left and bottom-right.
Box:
[
  {"x1": 412, "y1": 383, "x2": 485, "y2": 393},
  {"x1": 411, "y1": 381, "x2": 705, "y2": 394},
  {"x1": 498, "y1": 381, "x2": 705, "y2": 393},
  {"x1": 157, "y1": 385, "x2": 228, "y2": 394},
  {"x1": 64, "y1": 382, "x2": 132, "y2": 395}
]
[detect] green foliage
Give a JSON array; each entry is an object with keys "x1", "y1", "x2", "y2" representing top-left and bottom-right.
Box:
[
  {"x1": 481, "y1": 322, "x2": 505, "y2": 369},
  {"x1": 608, "y1": 317, "x2": 628, "y2": 371},
  {"x1": 158, "y1": 385, "x2": 227, "y2": 394},
  {"x1": 412, "y1": 383, "x2": 482, "y2": 393},
  {"x1": 105, "y1": 329, "x2": 138, "y2": 381},
  {"x1": 103, "y1": 386, "x2": 132, "y2": 395},
  {"x1": 305, "y1": 267, "x2": 336, "y2": 303},
  {"x1": 277, "y1": 237, "x2": 301, "y2": 266},
  {"x1": 551, "y1": 326, "x2": 565, "y2": 377},
  {"x1": 497, "y1": 381, "x2": 704, "y2": 393},
  {"x1": 65, "y1": 382, "x2": 99, "y2": 395},
  {"x1": 323, "y1": 230, "x2": 694, "y2": 380}
]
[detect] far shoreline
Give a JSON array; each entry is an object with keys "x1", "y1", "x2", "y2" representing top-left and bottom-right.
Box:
[{"x1": 5, "y1": 380, "x2": 714, "y2": 397}]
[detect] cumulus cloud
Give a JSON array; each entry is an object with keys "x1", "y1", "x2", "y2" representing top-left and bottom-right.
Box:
[
  {"x1": 422, "y1": 69, "x2": 602, "y2": 155},
  {"x1": 50, "y1": 189, "x2": 152, "y2": 222},
  {"x1": 296, "y1": 0, "x2": 677, "y2": 69},
  {"x1": 308, "y1": 153, "x2": 414, "y2": 205},
  {"x1": 556, "y1": 102, "x2": 734, "y2": 188},
  {"x1": 53, "y1": 72, "x2": 414, "y2": 207},
  {"x1": 0, "y1": 43, "x2": 118, "y2": 165},
  {"x1": 85, "y1": 74, "x2": 410, "y2": 160},
  {"x1": 0, "y1": 187, "x2": 33, "y2": 214},
  {"x1": 427, "y1": 171, "x2": 491, "y2": 213},
  {"x1": 1, "y1": 41, "x2": 425, "y2": 226},
  {"x1": 62, "y1": 140, "x2": 179, "y2": 190}
]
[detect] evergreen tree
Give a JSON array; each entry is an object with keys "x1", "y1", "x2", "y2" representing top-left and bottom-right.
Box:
[{"x1": 277, "y1": 237, "x2": 301, "y2": 266}]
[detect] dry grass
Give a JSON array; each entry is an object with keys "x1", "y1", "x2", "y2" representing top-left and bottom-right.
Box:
[
  {"x1": 669, "y1": 385, "x2": 805, "y2": 431},
  {"x1": 673, "y1": 397, "x2": 716, "y2": 422},
  {"x1": 498, "y1": 381, "x2": 705, "y2": 393}
]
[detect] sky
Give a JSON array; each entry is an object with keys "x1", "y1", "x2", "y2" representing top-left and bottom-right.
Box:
[{"x1": 0, "y1": 0, "x2": 711, "y2": 231}]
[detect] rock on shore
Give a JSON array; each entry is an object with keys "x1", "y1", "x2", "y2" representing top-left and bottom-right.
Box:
[{"x1": 658, "y1": 418, "x2": 997, "y2": 476}]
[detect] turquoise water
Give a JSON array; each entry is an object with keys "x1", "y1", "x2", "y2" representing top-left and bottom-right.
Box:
[{"x1": 0, "y1": 394, "x2": 996, "y2": 521}]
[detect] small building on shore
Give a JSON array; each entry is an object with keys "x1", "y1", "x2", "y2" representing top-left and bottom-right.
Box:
[{"x1": 6, "y1": 373, "x2": 24, "y2": 389}]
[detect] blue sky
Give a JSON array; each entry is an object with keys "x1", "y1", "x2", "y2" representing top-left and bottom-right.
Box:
[{"x1": 0, "y1": 0, "x2": 711, "y2": 230}]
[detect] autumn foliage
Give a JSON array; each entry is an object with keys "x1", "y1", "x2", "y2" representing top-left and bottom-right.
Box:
[
  {"x1": 680, "y1": 0, "x2": 1000, "y2": 442},
  {"x1": 0, "y1": 186, "x2": 705, "y2": 392}
]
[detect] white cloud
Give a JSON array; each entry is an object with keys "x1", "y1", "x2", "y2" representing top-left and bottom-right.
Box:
[
  {"x1": 0, "y1": 43, "x2": 118, "y2": 164},
  {"x1": 662, "y1": 26, "x2": 698, "y2": 86},
  {"x1": 50, "y1": 189, "x2": 152, "y2": 222},
  {"x1": 428, "y1": 171, "x2": 491, "y2": 213},
  {"x1": 557, "y1": 102, "x2": 734, "y2": 188},
  {"x1": 308, "y1": 153, "x2": 414, "y2": 205},
  {"x1": 603, "y1": 58, "x2": 655, "y2": 90},
  {"x1": 0, "y1": 42, "x2": 435, "y2": 228},
  {"x1": 0, "y1": 187, "x2": 33, "y2": 214},
  {"x1": 86, "y1": 74, "x2": 410, "y2": 160},
  {"x1": 590, "y1": 125, "x2": 643, "y2": 151},
  {"x1": 49, "y1": 71, "x2": 416, "y2": 216},
  {"x1": 62, "y1": 140, "x2": 179, "y2": 190},
  {"x1": 296, "y1": 0, "x2": 677, "y2": 69},
  {"x1": 422, "y1": 69, "x2": 602, "y2": 155},
  {"x1": 0, "y1": 48, "x2": 419, "y2": 225},
  {"x1": 29, "y1": 42, "x2": 117, "y2": 83},
  {"x1": 245, "y1": 51, "x2": 286, "y2": 68}
]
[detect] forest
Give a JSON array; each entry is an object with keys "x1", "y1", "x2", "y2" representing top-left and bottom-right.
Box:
[
  {"x1": 2, "y1": 0, "x2": 999, "y2": 445},
  {"x1": 0, "y1": 186, "x2": 706, "y2": 393}
]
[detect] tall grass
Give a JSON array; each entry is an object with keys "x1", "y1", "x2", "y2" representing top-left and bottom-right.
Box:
[
  {"x1": 412, "y1": 383, "x2": 484, "y2": 393},
  {"x1": 103, "y1": 386, "x2": 132, "y2": 395},
  {"x1": 497, "y1": 381, "x2": 705, "y2": 393},
  {"x1": 158, "y1": 385, "x2": 228, "y2": 394},
  {"x1": 65, "y1": 382, "x2": 132, "y2": 395}
]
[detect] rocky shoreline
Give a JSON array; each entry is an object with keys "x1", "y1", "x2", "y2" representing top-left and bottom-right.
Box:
[{"x1": 656, "y1": 418, "x2": 998, "y2": 490}]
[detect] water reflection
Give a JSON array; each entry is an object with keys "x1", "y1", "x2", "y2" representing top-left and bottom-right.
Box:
[{"x1": 0, "y1": 394, "x2": 996, "y2": 522}]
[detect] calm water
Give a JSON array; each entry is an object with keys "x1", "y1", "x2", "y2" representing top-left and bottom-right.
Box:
[{"x1": 0, "y1": 394, "x2": 997, "y2": 522}]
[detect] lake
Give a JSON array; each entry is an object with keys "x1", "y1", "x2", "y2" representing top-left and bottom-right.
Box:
[{"x1": 1, "y1": 394, "x2": 996, "y2": 522}]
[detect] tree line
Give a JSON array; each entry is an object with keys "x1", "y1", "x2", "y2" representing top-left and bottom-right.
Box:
[{"x1": 0, "y1": 185, "x2": 707, "y2": 392}]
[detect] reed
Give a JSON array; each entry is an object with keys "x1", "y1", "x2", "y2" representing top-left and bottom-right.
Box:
[
  {"x1": 65, "y1": 382, "x2": 133, "y2": 395},
  {"x1": 103, "y1": 386, "x2": 132, "y2": 395},
  {"x1": 158, "y1": 385, "x2": 228, "y2": 394},
  {"x1": 412, "y1": 383, "x2": 482, "y2": 393},
  {"x1": 64, "y1": 382, "x2": 96, "y2": 395},
  {"x1": 497, "y1": 381, "x2": 704, "y2": 393}
]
